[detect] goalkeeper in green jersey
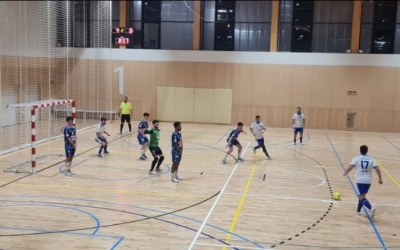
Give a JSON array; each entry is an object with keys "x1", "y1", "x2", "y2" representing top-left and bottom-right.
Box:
[{"x1": 144, "y1": 120, "x2": 164, "y2": 174}]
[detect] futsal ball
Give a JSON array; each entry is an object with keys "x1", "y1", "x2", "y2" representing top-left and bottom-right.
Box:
[{"x1": 333, "y1": 192, "x2": 341, "y2": 201}]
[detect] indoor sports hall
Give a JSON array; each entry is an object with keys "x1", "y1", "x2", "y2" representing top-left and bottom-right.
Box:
[{"x1": 0, "y1": 1, "x2": 399, "y2": 250}]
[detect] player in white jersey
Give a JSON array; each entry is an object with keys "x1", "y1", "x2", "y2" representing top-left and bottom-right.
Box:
[
  {"x1": 343, "y1": 145, "x2": 383, "y2": 217},
  {"x1": 95, "y1": 117, "x2": 110, "y2": 157},
  {"x1": 250, "y1": 115, "x2": 271, "y2": 160},
  {"x1": 292, "y1": 107, "x2": 305, "y2": 145}
]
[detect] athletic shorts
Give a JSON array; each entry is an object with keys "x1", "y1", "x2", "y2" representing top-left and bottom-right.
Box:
[
  {"x1": 256, "y1": 138, "x2": 265, "y2": 146},
  {"x1": 357, "y1": 183, "x2": 371, "y2": 195},
  {"x1": 95, "y1": 137, "x2": 107, "y2": 144},
  {"x1": 294, "y1": 127, "x2": 304, "y2": 133},
  {"x1": 137, "y1": 134, "x2": 149, "y2": 145},
  {"x1": 172, "y1": 149, "x2": 182, "y2": 163},
  {"x1": 227, "y1": 139, "x2": 239, "y2": 148},
  {"x1": 121, "y1": 114, "x2": 131, "y2": 123},
  {"x1": 65, "y1": 147, "x2": 76, "y2": 158},
  {"x1": 149, "y1": 147, "x2": 163, "y2": 157}
]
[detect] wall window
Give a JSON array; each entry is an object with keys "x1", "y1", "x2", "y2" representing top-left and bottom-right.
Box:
[
  {"x1": 395, "y1": 1, "x2": 400, "y2": 53},
  {"x1": 234, "y1": 1, "x2": 271, "y2": 51},
  {"x1": 201, "y1": 1, "x2": 216, "y2": 50},
  {"x1": 160, "y1": 1, "x2": 193, "y2": 50},
  {"x1": 359, "y1": 1, "x2": 374, "y2": 53},
  {"x1": 278, "y1": 0, "x2": 293, "y2": 52},
  {"x1": 312, "y1": 1, "x2": 353, "y2": 53}
]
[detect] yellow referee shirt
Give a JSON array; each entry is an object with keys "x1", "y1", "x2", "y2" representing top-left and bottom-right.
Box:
[{"x1": 120, "y1": 102, "x2": 132, "y2": 115}]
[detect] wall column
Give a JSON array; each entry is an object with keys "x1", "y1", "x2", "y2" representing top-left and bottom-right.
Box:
[
  {"x1": 270, "y1": 0, "x2": 280, "y2": 52},
  {"x1": 350, "y1": 1, "x2": 362, "y2": 53},
  {"x1": 119, "y1": 1, "x2": 127, "y2": 49},
  {"x1": 193, "y1": 1, "x2": 201, "y2": 50}
]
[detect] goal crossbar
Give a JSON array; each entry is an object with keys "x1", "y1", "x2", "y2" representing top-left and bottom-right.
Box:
[{"x1": 6, "y1": 99, "x2": 75, "y2": 174}]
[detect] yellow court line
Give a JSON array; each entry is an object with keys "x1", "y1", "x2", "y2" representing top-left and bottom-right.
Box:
[
  {"x1": 376, "y1": 160, "x2": 400, "y2": 190},
  {"x1": 222, "y1": 151, "x2": 262, "y2": 250}
]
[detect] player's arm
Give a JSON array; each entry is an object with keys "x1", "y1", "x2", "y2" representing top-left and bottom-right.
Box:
[
  {"x1": 343, "y1": 165, "x2": 355, "y2": 176},
  {"x1": 104, "y1": 130, "x2": 110, "y2": 136},
  {"x1": 144, "y1": 129, "x2": 153, "y2": 135},
  {"x1": 373, "y1": 163, "x2": 383, "y2": 184},
  {"x1": 118, "y1": 103, "x2": 122, "y2": 115},
  {"x1": 129, "y1": 103, "x2": 132, "y2": 117},
  {"x1": 173, "y1": 136, "x2": 182, "y2": 154}
]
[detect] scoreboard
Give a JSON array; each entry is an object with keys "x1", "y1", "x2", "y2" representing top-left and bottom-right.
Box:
[{"x1": 112, "y1": 27, "x2": 134, "y2": 46}]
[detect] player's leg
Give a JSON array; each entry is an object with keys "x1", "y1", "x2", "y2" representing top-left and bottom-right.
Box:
[
  {"x1": 356, "y1": 183, "x2": 375, "y2": 216},
  {"x1": 104, "y1": 139, "x2": 109, "y2": 153},
  {"x1": 253, "y1": 139, "x2": 261, "y2": 153},
  {"x1": 155, "y1": 148, "x2": 164, "y2": 171},
  {"x1": 299, "y1": 128, "x2": 304, "y2": 144},
  {"x1": 293, "y1": 128, "x2": 298, "y2": 144},
  {"x1": 171, "y1": 150, "x2": 181, "y2": 182},
  {"x1": 120, "y1": 115, "x2": 126, "y2": 134},
  {"x1": 143, "y1": 138, "x2": 149, "y2": 159},
  {"x1": 137, "y1": 134, "x2": 146, "y2": 160},
  {"x1": 259, "y1": 138, "x2": 272, "y2": 159},
  {"x1": 222, "y1": 144, "x2": 234, "y2": 164},
  {"x1": 236, "y1": 142, "x2": 244, "y2": 161},
  {"x1": 149, "y1": 147, "x2": 158, "y2": 173},
  {"x1": 96, "y1": 138, "x2": 104, "y2": 157},
  {"x1": 127, "y1": 115, "x2": 132, "y2": 133},
  {"x1": 65, "y1": 148, "x2": 75, "y2": 175}
]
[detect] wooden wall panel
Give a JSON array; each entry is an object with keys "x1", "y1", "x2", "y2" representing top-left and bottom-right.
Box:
[
  {"x1": 194, "y1": 88, "x2": 213, "y2": 123},
  {"x1": 289, "y1": 66, "x2": 313, "y2": 108},
  {"x1": 212, "y1": 89, "x2": 232, "y2": 124},
  {"x1": 329, "y1": 67, "x2": 352, "y2": 109},
  {"x1": 5, "y1": 56, "x2": 400, "y2": 132},
  {"x1": 310, "y1": 66, "x2": 332, "y2": 108}
]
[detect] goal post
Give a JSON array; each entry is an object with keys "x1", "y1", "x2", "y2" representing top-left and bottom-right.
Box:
[{"x1": 3, "y1": 99, "x2": 75, "y2": 174}]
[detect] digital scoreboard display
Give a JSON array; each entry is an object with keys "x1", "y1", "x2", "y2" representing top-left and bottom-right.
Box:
[{"x1": 112, "y1": 27, "x2": 134, "y2": 46}]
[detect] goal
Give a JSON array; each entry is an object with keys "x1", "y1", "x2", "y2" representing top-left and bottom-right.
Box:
[{"x1": 2, "y1": 99, "x2": 75, "y2": 174}]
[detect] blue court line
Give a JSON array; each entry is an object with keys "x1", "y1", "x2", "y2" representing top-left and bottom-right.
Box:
[
  {"x1": 2, "y1": 194, "x2": 264, "y2": 249},
  {"x1": 217, "y1": 127, "x2": 232, "y2": 143},
  {"x1": 0, "y1": 226, "x2": 124, "y2": 250},
  {"x1": 381, "y1": 136, "x2": 400, "y2": 151},
  {"x1": 325, "y1": 133, "x2": 387, "y2": 250},
  {"x1": 0, "y1": 204, "x2": 100, "y2": 235},
  {"x1": 59, "y1": 164, "x2": 171, "y2": 182}
]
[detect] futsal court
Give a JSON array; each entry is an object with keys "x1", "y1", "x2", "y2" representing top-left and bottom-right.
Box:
[{"x1": 0, "y1": 121, "x2": 399, "y2": 250}]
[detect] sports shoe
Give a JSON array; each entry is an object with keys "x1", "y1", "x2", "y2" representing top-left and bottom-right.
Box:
[
  {"x1": 222, "y1": 159, "x2": 227, "y2": 164},
  {"x1": 139, "y1": 156, "x2": 146, "y2": 161},
  {"x1": 143, "y1": 154, "x2": 148, "y2": 159},
  {"x1": 267, "y1": 156, "x2": 272, "y2": 160},
  {"x1": 155, "y1": 167, "x2": 161, "y2": 171},
  {"x1": 253, "y1": 147, "x2": 256, "y2": 154},
  {"x1": 238, "y1": 157, "x2": 244, "y2": 162},
  {"x1": 370, "y1": 206, "x2": 376, "y2": 217},
  {"x1": 171, "y1": 177, "x2": 179, "y2": 183},
  {"x1": 176, "y1": 175, "x2": 182, "y2": 180},
  {"x1": 97, "y1": 154, "x2": 102, "y2": 157},
  {"x1": 104, "y1": 151, "x2": 110, "y2": 154}
]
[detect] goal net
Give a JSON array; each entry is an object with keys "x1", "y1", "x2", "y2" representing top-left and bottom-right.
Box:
[{"x1": 2, "y1": 99, "x2": 75, "y2": 174}]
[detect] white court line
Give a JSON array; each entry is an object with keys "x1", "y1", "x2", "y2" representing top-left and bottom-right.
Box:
[
  {"x1": 188, "y1": 142, "x2": 251, "y2": 250},
  {"x1": 224, "y1": 193, "x2": 400, "y2": 207},
  {"x1": 193, "y1": 243, "x2": 274, "y2": 249}
]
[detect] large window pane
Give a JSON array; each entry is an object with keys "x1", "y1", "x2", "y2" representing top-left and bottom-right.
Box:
[{"x1": 161, "y1": 22, "x2": 193, "y2": 50}]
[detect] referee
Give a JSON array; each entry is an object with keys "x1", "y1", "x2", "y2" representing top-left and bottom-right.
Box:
[{"x1": 118, "y1": 96, "x2": 132, "y2": 134}]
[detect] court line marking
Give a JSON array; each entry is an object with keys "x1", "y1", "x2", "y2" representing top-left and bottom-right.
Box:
[
  {"x1": 217, "y1": 127, "x2": 233, "y2": 143},
  {"x1": 0, "y1": 226, "x2": 124, "y2": 250},
  {"x1": 326, "y1": 133, "x2": 387, "y2": 250},
  {"x1": 223, "y1": 150, "x2": 262, "y2": 249},
  {"x1": 195, "y1": 243, "x2": 274, "y2": 250},
  {"x1": 188, "y1": 142, "x2": 251, "y2": 250},
  {"x1": 376, "y1": 160, "x2": 400, "y2": 190},
  {"x1": 382, "y1": 135, "x2": 400, "y2": 151},
  {"x1": 0, "y1": 203, "x2": 100, "y2": 235},
  {"x1": 0, "y1": 194, "x2": 261, "y2": 248},
  {"x1": 224, "y1": 193, "x2": 400, "y2": 207}
]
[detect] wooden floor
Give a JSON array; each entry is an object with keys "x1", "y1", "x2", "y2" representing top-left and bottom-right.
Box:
[{"x1": 0, "y1": 122, "x2": 399, "y2": 250}]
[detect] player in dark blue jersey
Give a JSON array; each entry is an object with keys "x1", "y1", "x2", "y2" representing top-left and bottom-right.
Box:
[
  {"x1": 222, "y1": 122, "x2": 246, "y2": 164},
  {"x1": 63, "y1": 116, "x2": 77, "y2": 176},
  {"x1": 137, "y1": 112, "x2": 150, "y2": 160},
  {"x1": 171, "y1": 121, "x2": 183, "y2": 183}
]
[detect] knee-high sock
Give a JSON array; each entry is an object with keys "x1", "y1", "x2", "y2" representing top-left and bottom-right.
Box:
[
  {"x1": 156, "y1": 156, "x2": 164, "y2": 168},
  {"x1": 150, "y1": 157, "x2": 159, "y2": 171}
]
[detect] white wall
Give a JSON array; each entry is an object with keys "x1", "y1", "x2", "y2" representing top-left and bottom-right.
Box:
[{"x1": 83, "y1": 48, "x2": 400, "y2": 67}]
